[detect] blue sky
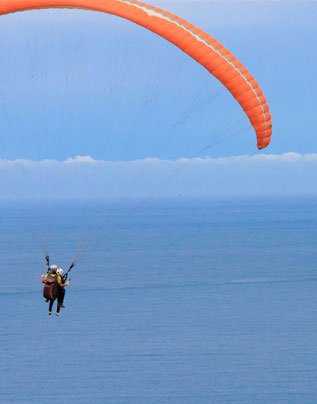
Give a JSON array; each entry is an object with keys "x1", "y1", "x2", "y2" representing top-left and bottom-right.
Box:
[{"x1": 0, "y1": 0, "x2": 316, "y2": 198}]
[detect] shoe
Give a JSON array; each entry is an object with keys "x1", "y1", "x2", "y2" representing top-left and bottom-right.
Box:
[
  {"x1": 48, "y1": 311, "x2": 52, "y2": 315},
  {"x1": 55, "y1": 312, "x2": 60, "y2": 317}
]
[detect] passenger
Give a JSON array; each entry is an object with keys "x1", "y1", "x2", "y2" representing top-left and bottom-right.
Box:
[
  {"x1": 42, "y1": 265, "x2": 58, "y2": 315},
  {"x1": 56, "y1": 268, "x2": 71, "y2": 316}
]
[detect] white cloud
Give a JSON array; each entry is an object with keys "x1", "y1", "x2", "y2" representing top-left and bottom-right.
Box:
[{"x1": 63, "y1": 155, "x2": 97, "y2": 164}]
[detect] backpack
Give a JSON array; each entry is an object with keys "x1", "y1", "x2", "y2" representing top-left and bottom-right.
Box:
[{"x1": 43, "y1": 274, "x2": 58, "y2": 301}]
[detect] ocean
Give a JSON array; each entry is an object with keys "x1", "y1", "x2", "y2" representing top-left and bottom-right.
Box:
[{"x1": 0, "y1": 197, "x2": 316, "y2": 404}]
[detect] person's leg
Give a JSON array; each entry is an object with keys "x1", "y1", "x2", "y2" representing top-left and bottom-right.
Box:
[
  {"x1": 57, "y1": 288, "x2": 66, "y2": 308},
  {"x1": 48, "y1": 300, "x2": 54, "y2": 315},
  {"x1": 55, "y1": 297, "x2": 62, "y2": 315}
]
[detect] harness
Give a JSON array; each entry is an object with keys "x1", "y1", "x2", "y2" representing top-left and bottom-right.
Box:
[{"x1": 43, "y1": 274, "x2": 58, "y2": 301}]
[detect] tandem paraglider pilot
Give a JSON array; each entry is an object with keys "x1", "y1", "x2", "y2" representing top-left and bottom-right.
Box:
[{"x1": 41, "y1": 264, "x2": 71, "y2": 316}]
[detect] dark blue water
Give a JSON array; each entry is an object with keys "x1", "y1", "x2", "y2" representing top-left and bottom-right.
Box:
[{"x1": 1, "y1": 198, "x2": 316, "y2": 403}]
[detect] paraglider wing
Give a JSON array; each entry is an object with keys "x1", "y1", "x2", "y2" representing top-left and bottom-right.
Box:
[{"x1": 0, "y1": 0, "x2": 272, "y2": 149}]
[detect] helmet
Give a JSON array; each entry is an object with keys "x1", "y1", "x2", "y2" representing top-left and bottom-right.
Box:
[
  {"x1": 57, "y1": 268, "x2": 64, "y2": 276},
  {"x1": 50, "y1": 265, "x2": 57, "y2": 274}
]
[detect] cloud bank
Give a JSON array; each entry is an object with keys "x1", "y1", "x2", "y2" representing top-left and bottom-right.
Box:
[
  {"x1": 2, "y1": 152, "x2": 317, "y2": 167},
  {"x1": 0, "y1": 152, "x2": 316, "y2": 200}
]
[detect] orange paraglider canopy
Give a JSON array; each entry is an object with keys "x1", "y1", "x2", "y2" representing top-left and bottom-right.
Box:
[{"x1": 0, "y1": 0, "x2": 272, "y2": 149}]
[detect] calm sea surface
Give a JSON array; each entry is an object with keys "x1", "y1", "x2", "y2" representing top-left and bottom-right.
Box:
[{"x1": 0, "y1": 198, "x2": 316, "y2": 404}]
